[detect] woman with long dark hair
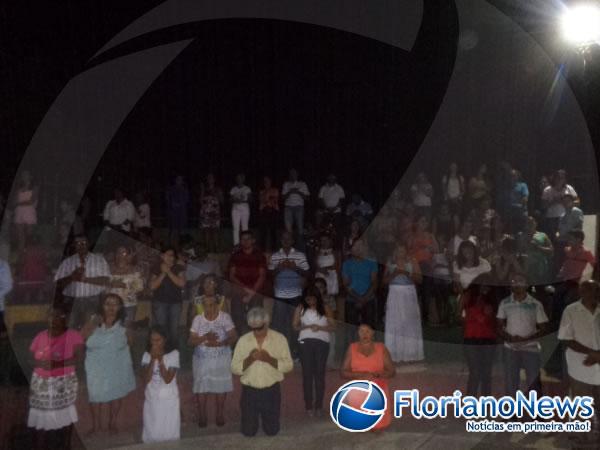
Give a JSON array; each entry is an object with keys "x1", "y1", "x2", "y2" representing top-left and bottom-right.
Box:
[
  {"x1": 459, "y1": 273, "x2": 497, "y2": 396},
  {"x1": 292, "y1": 286, "x2": 335, "y2": 417}
]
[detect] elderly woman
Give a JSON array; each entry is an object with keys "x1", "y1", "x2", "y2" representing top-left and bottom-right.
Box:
[
  {"x1": 28, "y1": 303, "x2": 84, "y2": 450},
  {"x1": 231, "y1": 307, "x2": 293, "y2": 437},
  {"x1": 341, "y1": 323, "x2": 395, "y2": 431},
  {"x1": 82, "y1": 293, "x2": 136, "y2": 435},
  {"x1": 188, "y1": 290, "x2": 237, "y2": 428},
  {"x1": 108, "y1": 245, "x2": 144, "y2": 326},
  {"x1": 188, "y1": 274, "x2": 228, "y2": 321}
]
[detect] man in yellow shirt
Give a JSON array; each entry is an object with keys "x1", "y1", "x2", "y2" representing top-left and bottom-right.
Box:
[{"x1": 231, "y1": 306, "x2": 293, "y2": 436}]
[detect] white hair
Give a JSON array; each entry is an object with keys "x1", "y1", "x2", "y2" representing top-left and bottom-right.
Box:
[{"x1": 247, "y1": 306, "x2": 270, "y2": 328}]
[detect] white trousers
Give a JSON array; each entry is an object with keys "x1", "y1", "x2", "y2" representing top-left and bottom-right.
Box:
[{"x1": 231, "y1": 203, "x2": 250, "y2": 245}]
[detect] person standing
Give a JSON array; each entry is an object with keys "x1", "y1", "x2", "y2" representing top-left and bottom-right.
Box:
[
  {"x1": 82, "y1": 294, "x2": 136, "y2": 435},
  {"x1": 316, "y1": 174, "x2": 345, "y2": 231},
  {"x1": 141, "y1": 326, "x2": 181, "y2": 443},
  {"x1": 541, "y1": 170, "x2": 578, "y2": 240},
  {"x1": 383, "y1": 243, "x2": 424, "y2": 363},
  {"x1": 28, "y1": 304, "x2": 84, "y2": 450},
  {"x1": 292, "y1": 287, "x2": 335, "y2": 417},
  {"x1": 166, "y1": 175, "x2": 190, "y2": 243},
  {"x1": 269, "y1": 231, "x2": 310, "y2": 357},
  {"x1": 199, "y1": 174, "x2": 224, "y2": 253},
  {"x1": 410, "y1": 172, "x2": 434, "y2": 219},
  {"x1": 13, "y1": 169, "x2": 38, "y2": 251},
  {"x1": 231, "y1": 307, "x2": 293, "y2": 437},
  {"x1": 134, "y1": 192, "x2": 152, "y2": 231},
  {"x1": 108, "y1": 245, "x2": 144, "y2": 326},
  {"x1": 558, "y1": 280, "x2": 600, "y2": 442},
  {"x1": 441, "y1": 162, "x2": 465, "y2": 217},
  {"x1": 149, "y1": 246, "x2": 185, "y2": 348},
  {"x1": 54, "y1": 235, "x2": 110, "y2": 329},
  {"x1": 497, "y1": 273, "x2": 548, "y2": 395},
  {"x1": 282, "y1": 169, "x2": 310, "y2": 249},
  {"x1": 230, "y1": 173, "x2": 252, "y2": 246},
  {"x1": 189, "y1": 293, "x2": 237, "y2": 427},
  {"x1": 0, "y1": 257, "x2": 13, "y2": 339},
  {"x1": 103, "y1": 188, "x2": 136, "y2": 233},
  {"x1": 228, "y1": 230, "x2": 267, "y2": 334},
  {"x1": 257, "y1": 176, "x2": 279, "y2": 252}
]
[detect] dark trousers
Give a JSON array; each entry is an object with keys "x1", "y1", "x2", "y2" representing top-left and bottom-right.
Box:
[
  {"x1": 230, "y1": 295, "x2": 263, "y2": 335},
  {"x1": 240, "y1": 383, "x2": 281, "y2": 437},
  {"x1": 504, "y1": 348, "x2": 542, "y2": 396},
  {"x1": 152, "y1": 302, "x2": 182, "y2": 348},
  {"x1": 464, "y1": 339, "x2": 496, "y2": 396},
  {"x1": 298, "y1": 338, "x2": 329, "y2": 410},
  {"x1": 344, "y1": 297, "x2": 376, "y2": 349},
  {"x1": 272, "y1": 296, "x2": 302, "y2": 357},
  {"x1": 258, "y1": 208, "x2": 279, "y2": 252}
]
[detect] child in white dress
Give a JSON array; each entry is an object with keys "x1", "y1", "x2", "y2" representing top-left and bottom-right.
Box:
[{"x1": 141, "y1": 326, "x2": 180, "y2": 443}]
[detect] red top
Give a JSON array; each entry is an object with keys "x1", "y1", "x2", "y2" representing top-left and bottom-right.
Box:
[
  {"x1": 463, "y1": 292, "x2": 496, "y2": 340},
  {"x1": 409, "y1": 232, "x2": 436, "y2": 263},
  {"x1": 228, "y1": 249, "x2": 267, "y2": 289},
  {"x1": 560, "y1": 245, "x2": 596, "y2": 283}
]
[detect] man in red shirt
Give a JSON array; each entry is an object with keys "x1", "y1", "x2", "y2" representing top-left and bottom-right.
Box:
[{"x1": 228, "y1": 230, "x2": 267, "y2": 334}]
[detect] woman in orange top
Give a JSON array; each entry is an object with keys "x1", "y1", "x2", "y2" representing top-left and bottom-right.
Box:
[{"x1": 341, "y1": 324, "x2": 395, "y2": 430}]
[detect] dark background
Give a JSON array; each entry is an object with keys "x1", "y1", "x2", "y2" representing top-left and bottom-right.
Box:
[{"x1": 1, "y1": 0, "x2": 599, "y2": 225}]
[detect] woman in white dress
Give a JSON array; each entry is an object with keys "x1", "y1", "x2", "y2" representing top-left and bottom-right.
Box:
[
  {"x1": 313, "y1": 234, "x2": 340, "y2": 299},
  {"x1": 384, "y1": 243, "x2": 424, "y2": 363},
  {"x1": 141, "y1": 326, "x2": 180, "y2": 443},
  {"x1": 188, "y1": 292, "x2": 237, "y2": 427}
]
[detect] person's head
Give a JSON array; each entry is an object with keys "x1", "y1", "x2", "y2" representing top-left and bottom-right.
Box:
[
  {"x1": 319, "y1": 234, "x2": 333, "y2": 250},
  {"x1": 48, "y1": 303, "x2": 69, "y2": 335},
  {"x1": 73, "y1": 234, "x2": 89, "y2": 256},
  {"x1": 438, "y1": 202, "x2": 450, "y2": 216},
  {"x1": 301, "y1": 286, "x2": 325, "y2": 316},
  {"x1": 579, "y1": 280, "x2": 600, "y2": 306},
  {"x1": 235, "y1": 173, "x2": 245, "y2": 186},
  {"x1": 393, "y1": 243, "x2": 409, "y2": 263},
  {"x1": 554, "y1": 169, "x2": 567, "y2": 187},
  {"x1": 351, "y1": 239, "x2": 367, "y2": 259},
  {"x1": 146, "y1": 325, "x2": 172, "y2": 353},
  {"x1": 509, "y1": 272, "x2": 529, "y2": 296},
  {"x1": 416, "y1": 172, "x2": 427, "y2": 183},
  {"x1": 326, "y1": 174, "x2": 336, "y2": 185},
  {"x1": 194, "y1": 243, "x2": 208, "y2": 261},
  {"x1": 568, "y1": 230, "x2": 585, "y2": 246},
  {"x1": 206, "y1": 173, "x2": 216, "y2": 185},
  {"x1": 457, "y1": 240, "x2": 479, "y2": 268},
  {"x1": 449, "y1": 162, "x2": 458, "y2": 175},
  {"x1": 247, "y1": 306, "x2": 270, "y2": 332},
  {"x1": 262, "y1": 176, "x2": 272, "y2": 189},
  {"x1": 478, "y1": 163, "x2": 487, "y2": 176},
  {"x1": 175, "y1": 175, "x2": 184, "y2": 186},
  {"x1": 466, "y1": 273, "x2": 495, "y2": 300},
  {"x1": 351, "y1": 194, "x2": 362, "y2": 205},
  {"x1": 289, "y1": 168, "x2": 298, "y2": 181},
  {"x1": 99, "y1": 293, "x2": 125, "y2": 324},
  {"x1": 500, "y1": 236, "x2": 517, "y2": 256},
  {"x1": 415, "y1": 215, "x2": 429, "y2": 232},
  {"x1": 562, "y1": 193, "x2": 575, "y2": 210},
  {"x1": 239, "y1": 230, "x2": 255, "y2": 252},
  {"x1": 349, "y1": 219, "x2": 362, "y2": 236},
  {"x1": 459, "y1": 220, "x2": 473, "y2": 237},
  {"x1": 115, "y1": 245, "x2": 132, "y2": 267},
  {"x1": 510, "y1": 169, "x2": 521, "y2": 184},
  {"x1": 114, "y1": 188, "x2": 125, "y2": 202},
  {"x1": 201, "y1": 274, "x2": 219, "y2": 297},
  {"x1": 160, "y1": 245, "x2": 177, "y2": 266},
  {"x1": 314, "y1": 278, "x2": 327, "y2": 298},
  {"x1": 526, "y1": 216, "x2": 538, "y2": 234},
  {"x1": 436, "y1": 233, "x2": 448, "y2": 251},
  {"x1": 357, "y1": 323, "x2": 375, "y2": 345},
  {"x1": 202, "y1": 286, "x2": 219, "y2": 315},
  {"x1": 280, "y1": 231, "x2": 294, "y2": 250},
  {"x1": 539, "y1": 175, "x2": 550, "y2": 189}
]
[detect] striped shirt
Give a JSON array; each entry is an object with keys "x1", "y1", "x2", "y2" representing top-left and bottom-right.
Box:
[
  {"x1": 269, "y1": 248, "x2": 309, "y2": 299},
  {"x1": 54, "y1": 252, "x2": 110, "y2": 298}
]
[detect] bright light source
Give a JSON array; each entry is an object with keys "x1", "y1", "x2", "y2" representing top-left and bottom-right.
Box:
[{"x1": 561, "y1": 4, "x2": 600, "y2": 47}]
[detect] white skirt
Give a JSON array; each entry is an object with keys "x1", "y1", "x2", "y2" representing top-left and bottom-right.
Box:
[
  {"x1": 192, "y1": 348, "x2": 233, "y2": 394},
  {"x1": 28, "y1": 405, "x2": 78, "y2": 430},
  {"x1": 384, "y1": 284, "x2": 424, "y2": 362},
  {"x1": 142, "y1": 386, "x2": 180, "y2": 443}
]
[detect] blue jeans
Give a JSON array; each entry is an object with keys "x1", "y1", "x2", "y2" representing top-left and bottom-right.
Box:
[
  {"x1": 503, "y1": 347, "x2": 541, "y2": 396},
  {"x1": 152, "y1": 302, "x2": 182, "y2": 348},
  {"x1": 284, "y1": 206, "x2": 304, "y2": 248}
]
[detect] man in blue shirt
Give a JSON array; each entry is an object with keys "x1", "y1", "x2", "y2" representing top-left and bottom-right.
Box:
[
  {"x1": 0, "y1": 257, "x2": 13, "y2": 338},
  {"x1": 342, "y1": 239, "x2": 378, "y2": 332}
]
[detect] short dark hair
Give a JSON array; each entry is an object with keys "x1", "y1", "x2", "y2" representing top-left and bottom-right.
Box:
[
  {"x1": 456, "y1": 240, "x2": 480, "y2": 269},
  {"x1": 98, "y1": 293, "x2": 126, "y2": 325},
  {"x1": 569, "y1": 230, "x2": 585, "y2": 242},
  {"x1": 146, "y1": 325, "x2": 175, "y2": 354},
  {"x1": 240, "y1": 230, "x2": 254, "y2": 239}
]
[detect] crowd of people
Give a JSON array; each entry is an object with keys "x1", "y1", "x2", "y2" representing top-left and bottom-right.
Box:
[{"x1": 0, "y1": 161, "x2": 599, "y2": 447}]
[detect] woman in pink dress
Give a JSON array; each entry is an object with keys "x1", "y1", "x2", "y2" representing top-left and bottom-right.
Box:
[
  {"x1": 13, "y1": 170, "x2": 38, "y2": 251},
  {"x1": 341, "y1": 324, "x2": 395, "y2": 431},
  {"x1": 28, "y1": 303, "x2": 84, "y2": 450}
]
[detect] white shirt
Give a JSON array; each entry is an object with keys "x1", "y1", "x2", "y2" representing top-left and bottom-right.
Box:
[
  {"x1": 410, "y1": 183, "x2": 433, "y2": 207},
  {"x1": 453, "y1": 258, "x2": 491, "y2": 289},
  {"x1": 542, "y1": 184, "x2": 578, "y2": 218},
  {"x1": 135, "y1": 203, "x2": 151, "y2": 228},
  {"x1": 497, "y1": 294, "x2": 548, "y2": 352},
  {"x1": 450, "y1": 234, "x2": 478, "y2": 256},
  {"x1": 298, "y1": 308, "x2": 330, "y2": 343},
  {"x1": 559, "y1": 301, "x2": 600, "y2": 385},
  {"x1": 318, "y1": 183, "x2": 345, "y2": 212},
  {"x1": 230, "y1": 185, "x2": 251, "y2": 203},
  {"x1": 282, "y1": 181, "x2": 310, "y2": 207},
  {"x1": 54, "y1": 252, "x2": 110, "y2": 298},
  {"x1": 103, "y1": 199, "x2": 135, "y2": 232}
]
